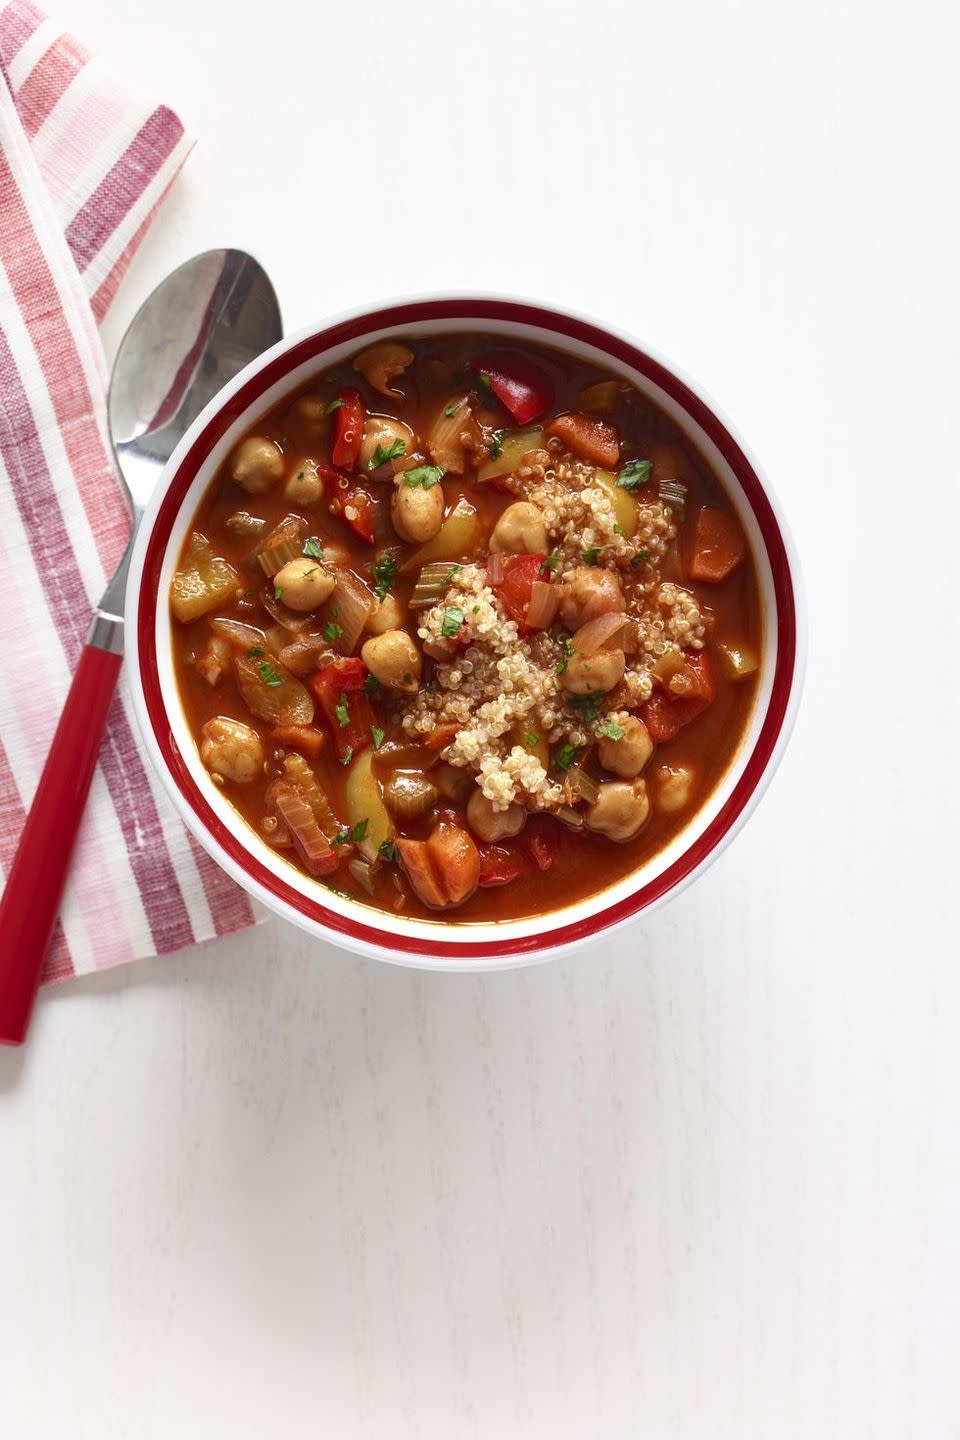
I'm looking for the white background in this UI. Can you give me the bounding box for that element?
[3,1,959,1436]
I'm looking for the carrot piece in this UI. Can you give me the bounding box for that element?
[545,412,620,468]
[396,837,447,909]
[689,506,746,582]
[640,691,682,743]
[270,724,326,760]
[427,822,480,905]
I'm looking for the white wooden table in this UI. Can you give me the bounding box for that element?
[3,1,958,1434]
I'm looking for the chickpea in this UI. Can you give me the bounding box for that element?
[598,714,654,778]
[288,393,328,438]
[466,789,527,842]
[366,592,403,635]
[585,779,650,842]
[200,717,264,784]
[359,415,416,472]
[559,566,624,630]
[654,763,696,815]
[559,647,625,695]
[230,436,284,495]
[273,557,336,612]
[391,474,445,542]
[283,458,324,506]
[489,501,548,555]
[361,629,422,692]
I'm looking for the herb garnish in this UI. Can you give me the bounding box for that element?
[570,692,602,723]
[441,605,464,637]
[617,459,652,491]
[371,552,398,599]
[363,674,380,696]
[487,430,504,460]
[274,584,284,599]
[581,546,601,566]
[369,438,406,470]
[372,726,385,749]
[553,743,579,772]
[378,840,397,862]
[596,717,626,741]
[523,733,539,748]
[324,620,344,641]
[325,397,344,414]
[540,552,559,577]
[477,371,493,393]
[258,661,282,687]
[631,548,651,567]
[556,637,574,675]
[246,646,265,660]
[613,524,625,536]
[335,694,350,727]
[404,464,444,489]
[341,746,353,766]
[303,536,324,559]
[443,403,458,418]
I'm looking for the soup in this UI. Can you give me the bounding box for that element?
[170,335,760,922]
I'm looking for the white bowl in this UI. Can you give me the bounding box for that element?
[126,294,805,971]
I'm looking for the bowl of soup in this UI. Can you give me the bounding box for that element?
[127,296,804,968]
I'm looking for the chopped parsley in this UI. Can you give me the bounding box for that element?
[324,619,344,641]
[369,437,407,470]
[443,403,458,418]
[351,818,368,843]
[335,694,350,727]
[540,552,559,577]
[613,524,625,536]
[596,717,626,741]
[553,743,579,772]
[631,548,651,568]
[372,725,385,749]
[363,673,380,697]
[617,459,652,491]
[581,546,601,566]
[246,646,264,660]
[371,552,398,599]
[303,536,324,559]
[404,464,444,489]
[523,732,539,748]
[441,604,464,637]
[325,396,344,414]
[570,692,602,723]
[477,371,493,393]
[555,637,574,675]
[274,584,284,599]
[487,429,504,460]
[378,839,397,862]
[257,661,282,688]
[340,746,353,766]
[331,827,350,847]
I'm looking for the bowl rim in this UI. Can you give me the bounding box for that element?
[126,291,806,970]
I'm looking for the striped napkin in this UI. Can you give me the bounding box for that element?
[0,0,257,985]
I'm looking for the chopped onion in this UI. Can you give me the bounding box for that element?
[282,753,343,840]
[426,394,475,473]
[620,618,640,655]
[573,611,630,656]
[260,585,318,633]
[566,765,599,805]
[525,579,559,630]
[269,780,338,876]
[209,617,266,650]
[348,857,378,895]
[659,479,687,518]
[322,568,374,654]
[278,634,336,675]
[226,511,267,537]
[235,652,315,725]
[486,550,505,584]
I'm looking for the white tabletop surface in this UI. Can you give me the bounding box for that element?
[3,1,959,1435]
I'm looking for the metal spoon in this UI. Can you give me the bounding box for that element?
[0,249,282,1045]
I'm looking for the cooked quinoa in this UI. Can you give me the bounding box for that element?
[401,446,709,811]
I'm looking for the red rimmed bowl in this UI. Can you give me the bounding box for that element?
[126,295,805,970]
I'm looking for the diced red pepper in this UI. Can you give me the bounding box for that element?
[342,486,375,543]
[478,844,524,887]
[472,351,554,425]
[640,652,715,741]
[309,657,375,759]
[331,388,364,469]
[490,553,547,629]
[526,817,561,871]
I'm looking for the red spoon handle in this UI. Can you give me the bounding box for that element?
[0,641,123,1045]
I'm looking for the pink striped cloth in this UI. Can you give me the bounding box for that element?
[0,0,257,985]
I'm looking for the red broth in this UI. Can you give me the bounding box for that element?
[171,334,761,922]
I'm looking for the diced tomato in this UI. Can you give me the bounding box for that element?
[309,657,375,759]
[478,844,524,887]
[689,506,746,582]
[471,351,554,424]
[491,553,547,629]
[330,388,364,469]
[526,817,561,871]
[342,487,375,543]
[545,412,620,468]
[640,652,715,741]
